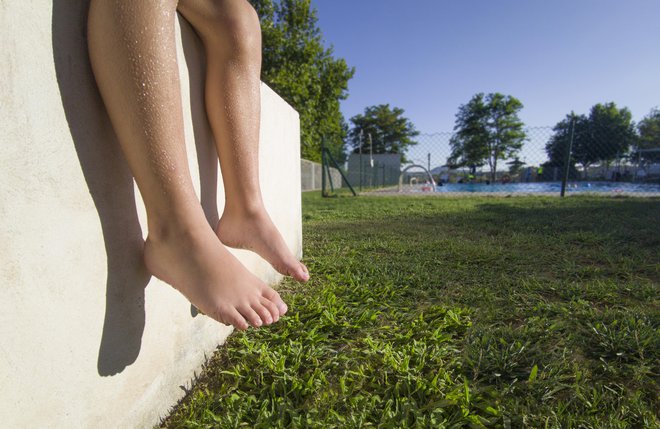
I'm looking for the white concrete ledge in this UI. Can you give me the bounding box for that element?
[0,2,301,428]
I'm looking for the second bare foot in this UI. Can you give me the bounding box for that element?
[216,209,310,282]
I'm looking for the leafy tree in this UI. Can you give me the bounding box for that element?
[447,94,488,172]
[546,103,636,177]
[636,107,660,163]
[448,93,527,181]
[543,113,588,180]
[348,104,419,161]
[585,103,636,166]
[249,0,354,162]
[545,113,588,165]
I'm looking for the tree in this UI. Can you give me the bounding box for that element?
[586,102,636,166]
[348,104,419,161]
[249,0,355,162]
[545,113,588,165]
[636,107,660,163]
[543,113,588,180]
[546,103,636,177]
[448,93,527,181]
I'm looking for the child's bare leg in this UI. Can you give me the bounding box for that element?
[88,0,285,330]
[177,0,309,282]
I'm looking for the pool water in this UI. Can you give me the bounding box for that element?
[432,181,660,194]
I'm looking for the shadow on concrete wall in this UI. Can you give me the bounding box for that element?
[52,2,223,372]
[52,0,149,377]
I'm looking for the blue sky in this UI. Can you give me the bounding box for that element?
[312,0,660,134]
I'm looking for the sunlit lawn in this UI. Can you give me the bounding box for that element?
[162,194,659,428]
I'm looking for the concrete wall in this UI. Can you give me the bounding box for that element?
[0,2,301,428]
[301,159,343,191]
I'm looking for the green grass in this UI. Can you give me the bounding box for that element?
[162,194,659,428]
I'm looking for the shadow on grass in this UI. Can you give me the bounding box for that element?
[305,197,659,281]
[301,197,659,341]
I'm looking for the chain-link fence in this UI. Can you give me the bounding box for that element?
[345,153,401,190]
[333,123,660,197]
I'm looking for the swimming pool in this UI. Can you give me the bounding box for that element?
[433,181,660,194]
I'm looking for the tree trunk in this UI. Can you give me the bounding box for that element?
[491,148,498,183]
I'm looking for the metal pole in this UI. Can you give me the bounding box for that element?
[560,117,576,197]
[321,137,327,197]
[326,161,335,192]
[427,153,431,173]
[369,133,373,167]
[368,133,374,187]
[359,130,363,191]
[325,147,357,196]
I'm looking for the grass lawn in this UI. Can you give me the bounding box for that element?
[162,194,659,428]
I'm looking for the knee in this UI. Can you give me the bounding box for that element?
[201,1,261,59]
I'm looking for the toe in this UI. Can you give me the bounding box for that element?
[259,296,280,323]
[297,262,310,282]
[239,305,263,328]
[263,287,288,315]
[277,301,288,316]
[225,307,249,331]
[289,261,309,282]
[278,257,309,282]
[253,301,274,325]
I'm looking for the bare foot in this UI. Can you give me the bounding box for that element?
[216,209,310,282]
[144,222,287,330]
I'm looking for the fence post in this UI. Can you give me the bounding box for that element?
[359,131,363,191]
[560,116,576,197]
[320,137,357,197]
[326,161,335,193]
[321,138,327,197]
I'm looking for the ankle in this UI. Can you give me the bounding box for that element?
[221,201,267,221]
[147,212,211,243]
